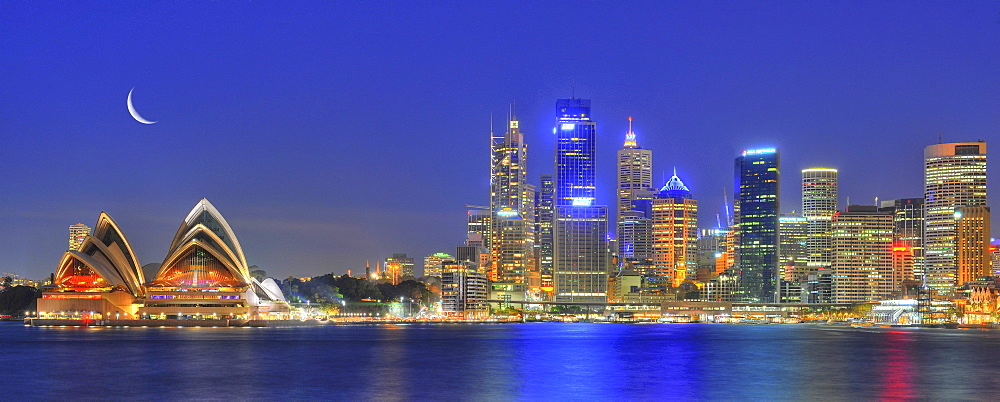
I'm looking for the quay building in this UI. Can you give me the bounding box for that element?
[38,199,290,320]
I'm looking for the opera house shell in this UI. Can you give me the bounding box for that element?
[39,199,289,320]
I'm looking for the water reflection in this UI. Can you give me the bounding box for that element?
[5,323,1000,400]
[879,330,915,400]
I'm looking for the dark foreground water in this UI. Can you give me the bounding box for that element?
[3,322,999,400]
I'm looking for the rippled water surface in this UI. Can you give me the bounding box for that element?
[4,322,999,400]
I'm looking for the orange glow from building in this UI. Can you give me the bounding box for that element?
[43,294,102,299]
[892,246,910,252]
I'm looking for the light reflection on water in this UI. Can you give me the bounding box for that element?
[3,322,1000,400]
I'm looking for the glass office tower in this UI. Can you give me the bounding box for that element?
[734,148,780,302]
[553,98,610,303]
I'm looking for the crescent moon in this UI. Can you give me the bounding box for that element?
[127,88,157,124]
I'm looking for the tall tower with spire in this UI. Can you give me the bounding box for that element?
[616,117,655,262]
[490,104,537,288]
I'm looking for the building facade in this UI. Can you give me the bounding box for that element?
[553,98,610,302]
[734,148,780,302]
[536,174,555,291]
[779,214,809,282]
[422,252,454,278]
[440,261,489,319]
[802,168,838,270]
[68,223,91,251]
[384,253,415,285]
[955,206,992,285]
[831,206,895,303]
[490,112,537,287]
[879,198,925,282]
[616,117,655,257]
[618,209,654,271]
[924,141,987,294]
[651,173,698,287]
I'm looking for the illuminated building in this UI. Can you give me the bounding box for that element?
[734,148,780,302]
[553,98,611,303]
[955,206,991,285]
[802,168,838,270]
[892,245,915,296]
[490,111,537,288]
[831,205,894,303]
[422,252,453,278]
[456,241,488,273]
[992,239,1000,276]
[651,172,698,287]
[440,260,488,319]
[702,270,739,302]
[140,199,288,319]
[778,214,808,303]
[68,223,91,251]
[607,268,642,303]
[924,141,987,293]
[384,253,414,285]
[41,199,290,320]
[536,174,555,291]
[779,215,809,281]
[696,227,728,280]
[879,198,925,281]
[40,213,146,317]
[618,209,654,273]
[803,268,833,303]
[616,116,655,257]
[467,209,491,249]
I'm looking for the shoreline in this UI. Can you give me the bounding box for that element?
[19,318,998,329]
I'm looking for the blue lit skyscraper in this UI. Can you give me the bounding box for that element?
[554,99,597,207]
[553,98,610,303]
[734,148,780,302]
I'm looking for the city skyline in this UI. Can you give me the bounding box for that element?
[3,2,1000,279]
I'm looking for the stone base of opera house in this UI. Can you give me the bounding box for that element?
[24,318,326,327]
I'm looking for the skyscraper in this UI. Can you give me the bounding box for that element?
[553,98,610,303]
[734,148,780,302]
[879,198,924,282]
[490,111,536,288]
[651,172,698,287]
[831,205,894,303]
[68,223,90,251]
[536,174,555,291]
[924,141,987,293]
[779,214,809,282]
[802,168,838,271]
[955,206,991,285]
[616,117,654,257]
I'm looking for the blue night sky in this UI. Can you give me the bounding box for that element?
[2,2,999,279]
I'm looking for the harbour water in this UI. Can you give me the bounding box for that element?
[3,321,999,400]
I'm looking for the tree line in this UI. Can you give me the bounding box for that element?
[0,277,40,317]
[279,273,432,305]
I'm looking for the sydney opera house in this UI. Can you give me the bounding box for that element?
[38,199,290,320]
